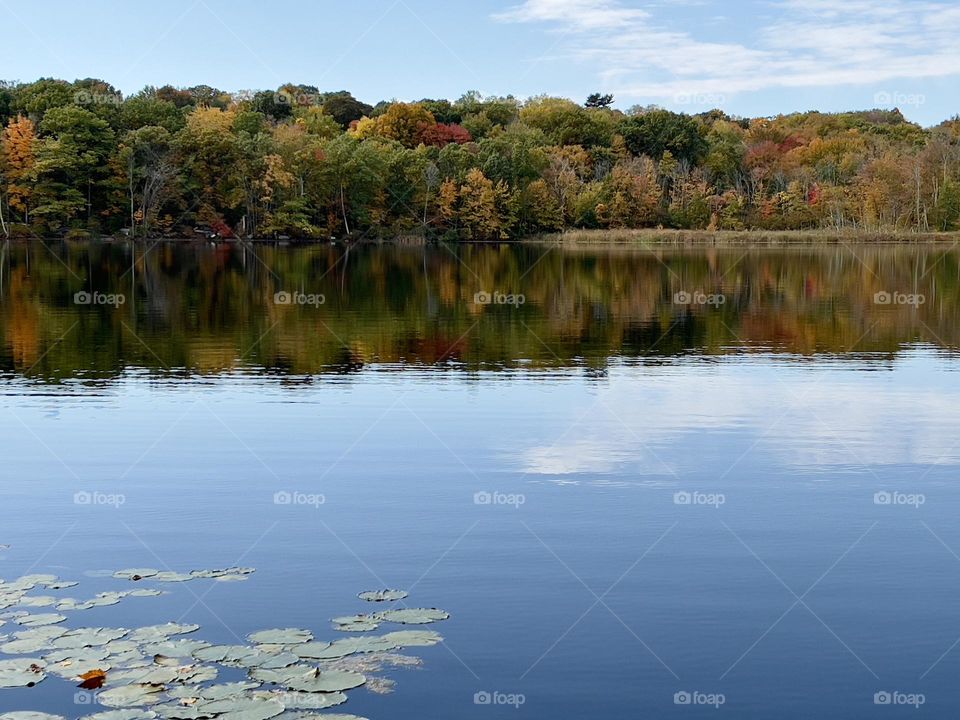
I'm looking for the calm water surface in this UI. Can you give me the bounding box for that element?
[2,240,960,718]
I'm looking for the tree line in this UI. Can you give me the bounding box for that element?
[0,78,958,240]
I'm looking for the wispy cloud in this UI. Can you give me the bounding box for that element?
[495,0,960,103]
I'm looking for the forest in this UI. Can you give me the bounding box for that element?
[0,79,958,240]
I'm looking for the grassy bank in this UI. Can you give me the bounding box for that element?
[536,229,960,245]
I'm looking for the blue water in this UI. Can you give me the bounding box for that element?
[2,350,960,718]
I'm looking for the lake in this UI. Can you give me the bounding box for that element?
[1,239,960,718]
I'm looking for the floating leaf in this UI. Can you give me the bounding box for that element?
[15,613,67,628]
[373,608,449,625]
[0,658,47,687]
[379,630,444,647]
[17,596,57,608]
[331,616,380,633]
[151,573,194,583]
[52,628,129,649]
[129,624,199,643]
[77,668,107,689]
[251,667,365,693]
[248,629,312,646]
[193,645,260,667]
[250,690,347,710]
[167,681,261,701]
[79,711,158,720]
[198,698,284,720]
[141,639,210,657]
[0,714,64,720]
[113,570,159,581]
[357,590,407,603]
[97,683,165,708]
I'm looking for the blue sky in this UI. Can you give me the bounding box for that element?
[1,0,957,125]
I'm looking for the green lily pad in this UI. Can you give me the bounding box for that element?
[193,645,261,666]
[113,570,160,581]
[167,681,261,700]
[251,666,365,693]
[151,573,194,583]
[129,624,200,643]
[0,714,65,720]
[357,590,407,602]
[17,596,57,608]
[332,615,380,632]
[251,691,347,709]
[248,629,312,646]
[0,657,46,687]
[198,698,284,720]
[151,707,215,720]
[97,683,166,708]
[379,630,444,647]
[141,639,210,657]
[52,628,129,648]
[79,711,158,720]
[286,643,329,659]
[15,613,67,628]
[373,608,449,625]
[44,581,79,590]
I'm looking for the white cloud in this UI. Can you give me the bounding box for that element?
[495,0,960,103]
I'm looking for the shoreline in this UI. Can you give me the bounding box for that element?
[4,228,960,246]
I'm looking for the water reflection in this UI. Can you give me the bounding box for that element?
[0,240,957,382]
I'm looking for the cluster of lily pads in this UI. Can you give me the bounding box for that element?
[0,570,449,720]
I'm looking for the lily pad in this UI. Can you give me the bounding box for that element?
[97,684,166,708]
[0,657,47,687]
[357,590,408,603]
[151,573,194,583]
[80,711,158,720]
[198,698,284,720]
[129,624,200,643]
[167,681,261,700]
[248,629,312,646]
[193,645,261,666]
[251,691,347,710]
[15,613,67,628]
[379,630,444,647]
[52,628,129,649]
[141,639,210,657]
[251,667,365,693]
[17,596,57,608]
[0,714,65,720]
[373,608,449,625]
[330,616,379,633]
[113,570,160,581]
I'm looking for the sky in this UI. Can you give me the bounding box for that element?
[0,0,957,126]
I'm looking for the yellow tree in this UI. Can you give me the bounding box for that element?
[2,116,37,222]
[459,168,507,239]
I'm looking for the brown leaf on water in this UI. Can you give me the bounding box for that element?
[76,668,106,690]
